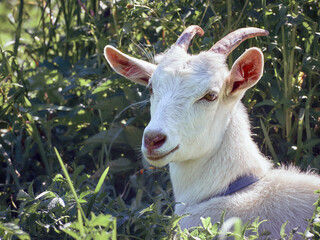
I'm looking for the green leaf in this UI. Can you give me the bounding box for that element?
[280,221,288,237]
[71,165,85,182]
[48,197,65,210]
[31,104,72,112]
[200,217,212,229]
[139,203,155,216]
[35,191,56,200]
[93,167,109,195]
[86,167,109,218]
[304,139,320,150]
[260,119,279,163]
[60,225,79,239]
[27,181,35,198]
[17,189,32,200]
[0,222,30,240]
[79,190,91,200]
[87,213,114,227]
[92,80,113,94]
[108,158,132,173]
[254,99,276,108]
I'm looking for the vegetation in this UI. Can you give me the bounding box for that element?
[0,0,319,239]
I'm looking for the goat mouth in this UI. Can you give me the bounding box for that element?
[146,145,179,161]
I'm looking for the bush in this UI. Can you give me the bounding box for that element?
[0,0,319,239]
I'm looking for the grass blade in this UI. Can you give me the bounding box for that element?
[26,113,52,175]
[78,208,85,237]
[86,167,109,217]
[295,108,305,164]
[54,147,86,221]
[305,83,318,142]
[260,119,279,163]
[13,0,24,56]
[0,144,21,189]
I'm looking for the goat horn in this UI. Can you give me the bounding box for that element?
[209,27,269,56]
[175,25,204,51]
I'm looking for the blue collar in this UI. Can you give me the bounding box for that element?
[215,175,259,197]
[200,175,259,203]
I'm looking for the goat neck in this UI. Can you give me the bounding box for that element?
[170,102,272,205]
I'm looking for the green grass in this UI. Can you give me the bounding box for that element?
[0,0,319,239]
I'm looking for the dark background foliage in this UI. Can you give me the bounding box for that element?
[0,0,319,239]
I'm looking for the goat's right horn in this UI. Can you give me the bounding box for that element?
[175,25,204,51]
[209,27,269,56]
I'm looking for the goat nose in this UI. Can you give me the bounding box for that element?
[144,132,167,151]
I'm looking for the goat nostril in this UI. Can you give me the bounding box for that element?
[144,132,167,150]
[153,135,166,148]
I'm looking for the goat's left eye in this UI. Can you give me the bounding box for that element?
[202,91,218,101]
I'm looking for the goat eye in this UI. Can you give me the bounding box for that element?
[202,91,218,101]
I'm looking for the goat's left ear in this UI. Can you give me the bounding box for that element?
[104,45,156,86]
[226,47,264,96]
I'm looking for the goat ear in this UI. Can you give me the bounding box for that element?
[226,47,264,96]
[104,45,156,86]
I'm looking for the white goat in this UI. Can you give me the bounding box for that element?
[104,26,320,239]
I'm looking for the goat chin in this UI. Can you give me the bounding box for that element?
[104,26,320,239]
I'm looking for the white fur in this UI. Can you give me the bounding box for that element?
[104,42,320,239]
